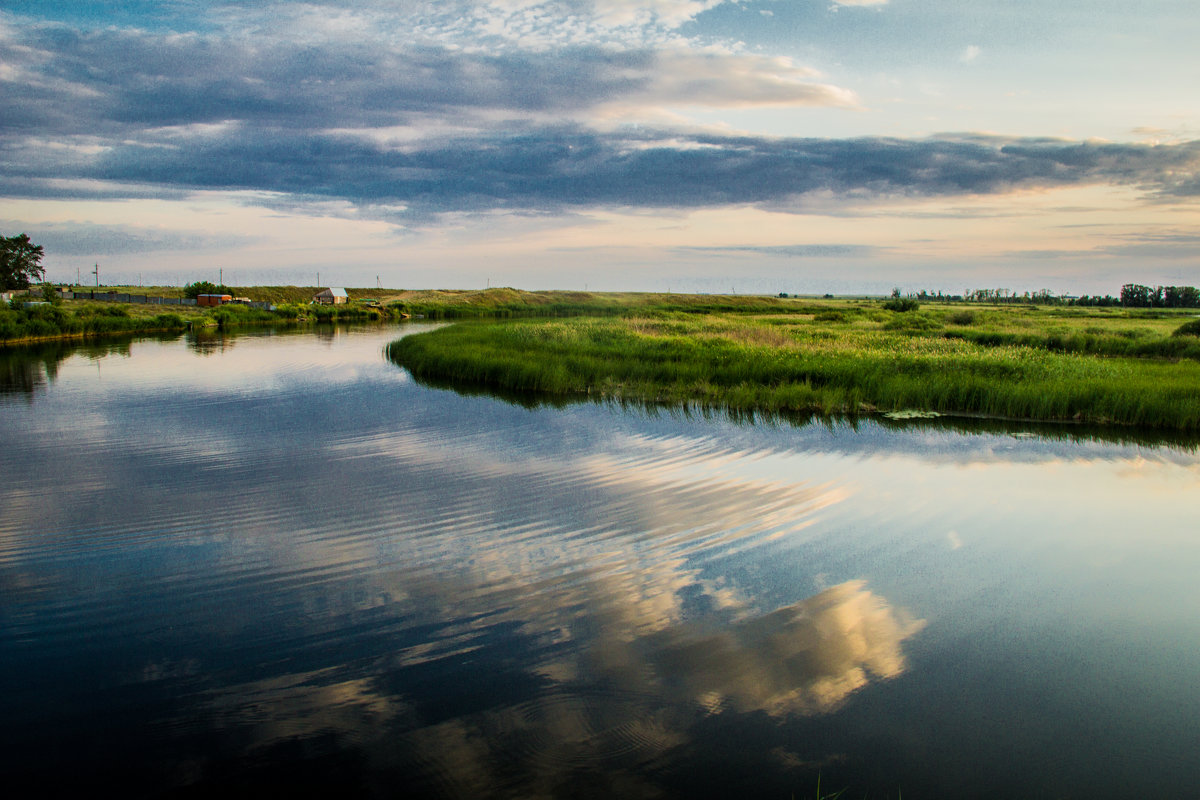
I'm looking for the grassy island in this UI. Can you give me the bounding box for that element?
[388,294,1200,431]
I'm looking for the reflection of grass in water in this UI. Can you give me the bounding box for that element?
[813,773,846,800]
[388,311,1200,431]
[793,773,848,800]
[798,774,903,800]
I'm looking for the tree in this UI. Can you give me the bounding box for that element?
[1163,285,1200,308]
[1120,283,1152,308]
[0,233,45,290]
[183,280,229,299]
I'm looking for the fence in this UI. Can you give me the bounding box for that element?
[64,291,197,306]
[62,291,276,311]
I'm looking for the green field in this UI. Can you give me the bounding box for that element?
[387,296,1200,431]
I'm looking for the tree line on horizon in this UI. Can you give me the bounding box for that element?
[905,284,1200,308]
[6,232,1200,309]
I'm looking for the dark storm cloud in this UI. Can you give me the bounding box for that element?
[31,130,1195,216]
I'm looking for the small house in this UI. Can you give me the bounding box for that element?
[313,287,349,305]
[197,294,233,307]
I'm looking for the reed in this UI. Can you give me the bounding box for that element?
[388,310,1200,430]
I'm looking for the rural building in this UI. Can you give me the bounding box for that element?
[197,294,233,307]
[313,287,349,305]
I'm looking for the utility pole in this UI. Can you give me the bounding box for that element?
[93,263,99,287]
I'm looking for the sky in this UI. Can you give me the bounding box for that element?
[2,0,1199,294]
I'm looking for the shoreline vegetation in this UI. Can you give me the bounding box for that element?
[5,285,1200,430]
[384,289,1200,432]
[0,284,409,345]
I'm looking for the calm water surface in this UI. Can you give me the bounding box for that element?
[2,325,1199,798]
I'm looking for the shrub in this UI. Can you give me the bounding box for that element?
[883,312,943,331]
[184,280,229,299]
[1172,319,1200,337]
[40,283,63,305]
[210,308,233,329]
[946,310,977,325]
[150,313,186,329]
[882,297,920,312]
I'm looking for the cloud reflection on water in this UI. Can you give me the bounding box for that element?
[185,575,922,797]
[644,580,926,717]
[144,396,921,793]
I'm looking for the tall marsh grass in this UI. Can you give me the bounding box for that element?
[388,312,1200,430]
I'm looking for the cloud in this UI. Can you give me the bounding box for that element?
[960,45,981,63]
[4,6,1200,227]
[1100,231,1200,259]
[619,50,858,110]
[25,1,736,53]
[677,244,883,258]
[0,221,252,256]
[644,579,926,716]
[573,0,727,29]
[11,130,1190,218]
[0,21,852,141]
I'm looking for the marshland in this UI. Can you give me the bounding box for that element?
[9,285,1200,431]
[387,292,1200,431]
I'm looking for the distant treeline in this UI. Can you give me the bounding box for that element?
[908,284,1200,308]
[1115,284,1200,308]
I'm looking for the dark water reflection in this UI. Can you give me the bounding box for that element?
[2,325,1199,798]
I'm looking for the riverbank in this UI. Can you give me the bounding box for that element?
[387,302,1200,430]
[1,285,839,346]
[1,290,403,346]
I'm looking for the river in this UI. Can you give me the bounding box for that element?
[2,324,1199,798]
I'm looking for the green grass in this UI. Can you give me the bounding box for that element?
[384,287,819,319]
[0,301,190,343]
[1,291,405,345]
[58,284,389,305]
[388,303,1200,431]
